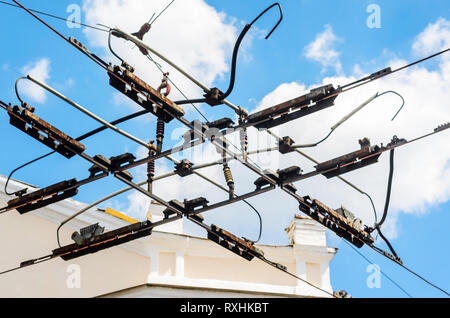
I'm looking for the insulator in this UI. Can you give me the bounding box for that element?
[240,128,248,160]
[223,165,234,186]
[157,118,165,138]
[156,119,165,153]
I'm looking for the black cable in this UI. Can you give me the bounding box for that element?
[377,227,399,259]
[174,98,207,106]
[0,0,108,32]
[4,152,53,196]
[108,30,124,65]
[294,129,334,149]
[343,240,413,298]
[340,47,450,92]
[171,3,283,104]
[221,24,251,100]
[14,76,27,105]
[12,0,448,296]
[267,259,336,298]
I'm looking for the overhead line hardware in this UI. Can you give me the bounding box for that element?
[247,84,340,130]
[54,220,154,261]
[107,63,185,122]
[0,171,108,215]
[7,0,450,296]
[3,108,152,196]
[186,216,335,297]
[315,138,381,179]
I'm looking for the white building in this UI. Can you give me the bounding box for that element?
[0,175,337,298]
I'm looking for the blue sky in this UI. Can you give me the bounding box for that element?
[0,0,449,298]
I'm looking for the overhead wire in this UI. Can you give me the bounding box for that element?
[342,240,413,298]
[374,149,400,260]
[187,216,336,298]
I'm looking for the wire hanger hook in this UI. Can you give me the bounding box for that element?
[249,2,283,40]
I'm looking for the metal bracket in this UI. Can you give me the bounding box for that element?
[203,87,225,106]
[107,64,184,123]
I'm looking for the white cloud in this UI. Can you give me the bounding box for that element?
[20,58,51,103]
[304,24,343,74]
[81,0,239,116]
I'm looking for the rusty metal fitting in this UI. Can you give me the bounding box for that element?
[240,128,248,161]
[223,164,235,199]
[157,72,171,97]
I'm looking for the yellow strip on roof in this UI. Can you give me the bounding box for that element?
[105,208,139,224]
